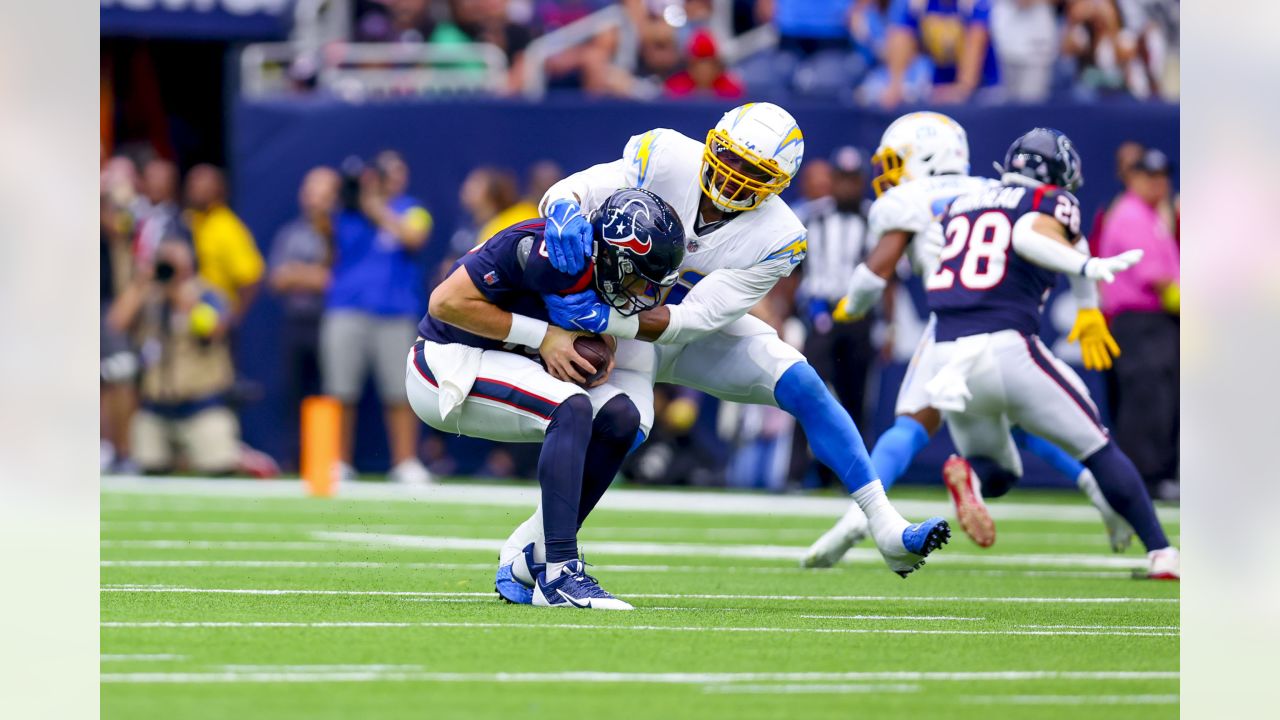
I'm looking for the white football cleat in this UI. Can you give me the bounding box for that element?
[1076,468,1134,553]
[943,455,996,548]
[800,504,870,568]
[1143,547,1180,580]
[388,458,433,486]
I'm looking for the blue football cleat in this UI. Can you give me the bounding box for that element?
[532,560,633,610]
[495,543,543,605]
[895,517,951,578]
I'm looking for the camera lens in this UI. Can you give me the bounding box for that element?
[154,261,176,282]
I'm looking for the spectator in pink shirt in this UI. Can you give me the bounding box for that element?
[1097,148,1179,500]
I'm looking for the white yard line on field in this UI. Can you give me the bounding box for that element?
[799,615,984,621]
[100,654,186,662]
[102,540,335,550]
[311,531,1153,570]
[99,669,1179,685]
[703,683,919,694]
[959,694,1178,705]
[101,476,1179,523]
[99,585,1179,604]
[99,619,1177,637]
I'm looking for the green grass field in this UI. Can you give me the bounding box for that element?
[101,477,1179,719]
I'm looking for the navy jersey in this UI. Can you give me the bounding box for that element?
[926,183,1082,342]
[417,219,594,351]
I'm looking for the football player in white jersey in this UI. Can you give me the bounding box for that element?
[801,112,1134,567]
[493,102,951,605]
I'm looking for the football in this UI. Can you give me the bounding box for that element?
[573,335,613,387]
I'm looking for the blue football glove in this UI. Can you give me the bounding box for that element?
[806,298,834,335]
[544,291,610,334]
[544,199,593,274]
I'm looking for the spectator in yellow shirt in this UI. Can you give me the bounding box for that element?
[185,164,265,324]
[464,166,539,246]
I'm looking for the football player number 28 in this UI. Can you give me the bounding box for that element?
[926,211,1011,291]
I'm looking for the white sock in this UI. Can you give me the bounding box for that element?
[545,561,568,582]
[851,480,894,520]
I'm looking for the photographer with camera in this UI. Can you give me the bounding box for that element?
[106,239,241,475]
[322,150,434,484]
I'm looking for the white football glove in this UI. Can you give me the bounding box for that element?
[912,220,946,277]
[1083,249,1144,284]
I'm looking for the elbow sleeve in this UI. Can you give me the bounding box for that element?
[1011,213,1088,276]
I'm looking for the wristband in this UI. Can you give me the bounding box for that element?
[604,309,640,340]
[504,313,549,349]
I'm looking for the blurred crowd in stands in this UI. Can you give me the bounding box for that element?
[280,0,1179,104]
[100,134,1179,497]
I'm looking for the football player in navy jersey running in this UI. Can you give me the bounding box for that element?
[918,128,1179,579]
[407,188,686,608]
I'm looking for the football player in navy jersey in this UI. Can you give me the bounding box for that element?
[407,188,686,608]
[918,128,1179,579]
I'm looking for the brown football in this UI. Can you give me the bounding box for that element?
[573,335,614,387]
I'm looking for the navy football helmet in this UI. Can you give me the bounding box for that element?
[997,127,1084,192]
[590,188,686,316]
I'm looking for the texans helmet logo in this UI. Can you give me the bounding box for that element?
[601,198,654,255]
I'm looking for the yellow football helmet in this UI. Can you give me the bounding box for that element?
[700,102,805,212]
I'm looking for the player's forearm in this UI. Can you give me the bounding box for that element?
[429,268,547,347]
[1011,213,1087,276]
[635,306,671,342]
[432,295,549,349]
[647,269,774,344]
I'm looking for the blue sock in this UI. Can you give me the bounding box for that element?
[576,396,641,527]
[774,363,876,494]
[538,395,593,564]
[1084,442,1169,551]
[869,416,931,491]
[967,456,1020,498]
[1012,427,1085,481]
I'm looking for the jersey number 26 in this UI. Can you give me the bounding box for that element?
[926,211,1011,292]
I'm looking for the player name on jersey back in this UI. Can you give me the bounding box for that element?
[926,182,1064,343]
[946,185,1029,215]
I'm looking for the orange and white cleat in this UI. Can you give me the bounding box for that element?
[943,455,996,548]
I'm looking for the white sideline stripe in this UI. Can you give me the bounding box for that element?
[101,654,186,662]
[800,615,983,622]
[102,540,333,550]
[101,476,1179,523]
[1015,624,1179,631]
[959,694,1178,705]
[703,683,919,695]
[99,620,1176,637]
[99,669,1179,685]
[99,585,1179,604]
[314,531,1152,570]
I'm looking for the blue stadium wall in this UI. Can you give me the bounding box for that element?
[230,98,1178,484]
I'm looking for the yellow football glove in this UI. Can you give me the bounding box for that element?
[1159,282,1180,315]
[832,297,865,323]
[1067,308,1120,371]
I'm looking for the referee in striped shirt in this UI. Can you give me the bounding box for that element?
[794,147,876,484]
